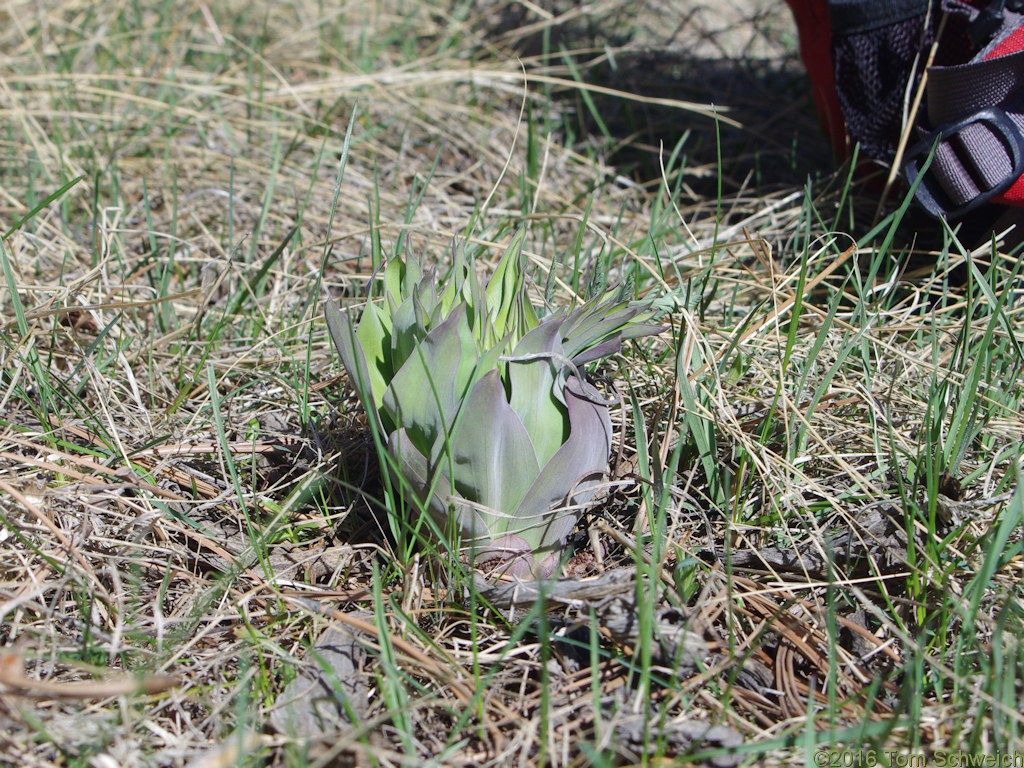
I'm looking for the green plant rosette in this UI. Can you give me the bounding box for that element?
[326,232,663,577]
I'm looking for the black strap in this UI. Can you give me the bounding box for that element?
[902,37,1024,216]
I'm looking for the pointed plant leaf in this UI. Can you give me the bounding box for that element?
[325,301,388,431]
[565,320,666,366]
[390,297,421,374]
[382,257,405,313]
[506,320,569,466]
[412,270,440,328]
[464,249,494,345]
[402,254,422,297]
[561,301,636,358]
[387,428,486,544]
[477,330,513,388]
[425,289,446,329]
[436,369,541,538]
[618,319,667,340]
[561,298,664,363]
[449,304,488,396]
[566,319,665,366]
[486,229,538,343]
[485,229,526,336]
[383,305,477,457]
[511,375,612,555]
[439,239,468,315]
[355,300,394,389]
[568,335,624,366]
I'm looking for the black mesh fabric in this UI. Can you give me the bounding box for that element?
[828,0,978,163]
[831,11,937,162]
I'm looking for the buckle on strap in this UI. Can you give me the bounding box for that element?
[902,107,1024,218]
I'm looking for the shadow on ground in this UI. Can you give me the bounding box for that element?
[468,0,835,196]
[567,49,833,196]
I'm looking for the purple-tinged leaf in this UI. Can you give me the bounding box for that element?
[474,534,540,579]
[569,335,623,366]
[560,297,665,364]
[438,369,540,533]
[387,428,487,544]
[511,375,612,555]
[506,320,569,465]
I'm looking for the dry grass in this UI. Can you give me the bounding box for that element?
[2,0,1023,766]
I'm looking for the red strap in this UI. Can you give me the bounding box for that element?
[985,25,1024,205]
[985,20,1024,59]
[783,0,849,158]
